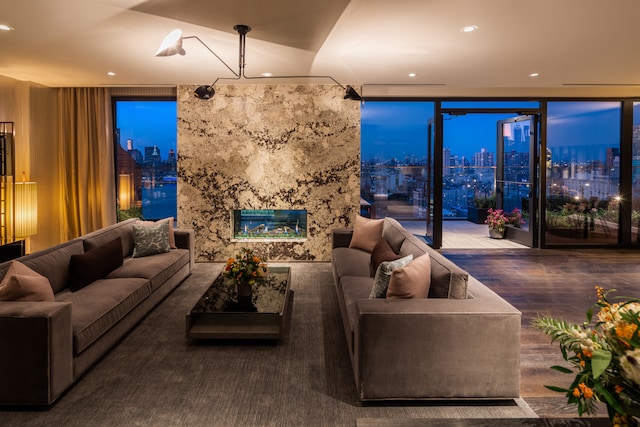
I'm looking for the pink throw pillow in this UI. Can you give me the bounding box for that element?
[0,261,54,302]
[349,215,383,253]
[386,253,431,299]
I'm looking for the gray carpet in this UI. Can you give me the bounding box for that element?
[0,262,536,427]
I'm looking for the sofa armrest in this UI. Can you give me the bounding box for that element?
[174,228,195,272]
[352,278,521,400]
[0,301,74,405]
[332,228,353,249]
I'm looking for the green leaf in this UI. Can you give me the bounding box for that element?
[591,349,612,379]
[550,365,574,374]
[586,307,593,323]
[544,385,569,393]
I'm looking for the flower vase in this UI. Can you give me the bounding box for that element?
[488,228,505,239]
[236,281,255,311]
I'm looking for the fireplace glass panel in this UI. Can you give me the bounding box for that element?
[232,209,307,241]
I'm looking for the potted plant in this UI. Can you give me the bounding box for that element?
[467,193,496,224]
[485,208,508,238]
[533,287,640,425]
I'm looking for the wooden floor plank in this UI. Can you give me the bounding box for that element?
[440,248,638,418]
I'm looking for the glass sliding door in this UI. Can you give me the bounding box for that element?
[544,102,621,245]
[497,116,538,247]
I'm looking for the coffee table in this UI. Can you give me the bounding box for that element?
[186,266,292,340]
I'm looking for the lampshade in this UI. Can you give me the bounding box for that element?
[156,29,186,57]
[15,181,37,237]
[344,85,363,101]
[119,174,132,210]
[194,85,215,99]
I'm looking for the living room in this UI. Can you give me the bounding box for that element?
[1,1,640,426]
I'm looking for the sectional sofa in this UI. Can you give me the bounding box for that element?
[331,216,521,401]
[0,218,193,406]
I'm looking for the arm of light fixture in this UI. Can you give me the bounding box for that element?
[156,26,362,102]
[155,29,239,78]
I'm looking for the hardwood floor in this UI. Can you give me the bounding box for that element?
[439,247,640,418]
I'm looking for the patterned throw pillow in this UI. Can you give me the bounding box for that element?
[369,254,413,298]
[132,221,170,258]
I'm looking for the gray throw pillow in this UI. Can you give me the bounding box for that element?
[132,221,170,258]
[369,254,413,298]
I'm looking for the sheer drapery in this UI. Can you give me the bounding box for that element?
[57,87,115,240]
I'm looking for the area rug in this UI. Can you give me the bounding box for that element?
[0,262,536,427]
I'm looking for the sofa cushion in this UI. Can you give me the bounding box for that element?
[332,247,372,285]
[341,276,375,332]
[138,217,176,249]
[349,215,383,253]
[370,254,413,298]
[387,253,431,299]
[370,238,400,274]
[83,219,135,258]
[399,234,469,299]
[55,277,151,354]
[69,237,123,292]
[107,249,189,291]
[0,261,54,302]
[382,217,408,254]
[132,221,170,258]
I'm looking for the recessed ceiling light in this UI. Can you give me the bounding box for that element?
[408,73,417,77]
[529,73,540,77]
[107,71,116,76]
[0,24,14,31]
[461,25,478,33]
[261,72,273,77]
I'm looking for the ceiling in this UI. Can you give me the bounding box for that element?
[2,0,640,94]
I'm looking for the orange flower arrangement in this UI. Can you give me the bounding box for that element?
[534,287,639,420]
[223,248,268,287]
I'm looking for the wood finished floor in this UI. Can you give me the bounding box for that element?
[439,247,639,418]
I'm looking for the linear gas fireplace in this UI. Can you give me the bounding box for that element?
[231,209,307,242]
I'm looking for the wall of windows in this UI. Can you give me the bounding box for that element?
[362,99,637,248]
[113,99,177,221]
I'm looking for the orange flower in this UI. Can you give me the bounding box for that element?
[573,388,581,397]
[616,323,638,349]
[615,385,625,394]
[577,383,594,399]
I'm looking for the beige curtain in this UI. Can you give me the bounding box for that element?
[57,87,115,240]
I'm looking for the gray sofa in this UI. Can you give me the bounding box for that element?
[331,217,521,401]
[0,218,194,406]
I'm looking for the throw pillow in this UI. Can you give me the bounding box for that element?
[69,237,124,291]
[138,217,176,249]
[370,238,400,274]
[369,254,413,298]
[132,221,170,258]
[386,253,432,299]
[349,215,384,253]
[0,261,54,302]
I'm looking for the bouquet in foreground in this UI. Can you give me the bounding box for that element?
[223,248,268,286]
[533,287,640,422]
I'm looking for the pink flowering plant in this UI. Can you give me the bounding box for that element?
[485,208,508,231]
[533,287,640,420]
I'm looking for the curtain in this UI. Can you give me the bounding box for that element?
[57,87,115,240]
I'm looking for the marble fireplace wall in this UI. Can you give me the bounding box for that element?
[177,84,360,261]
